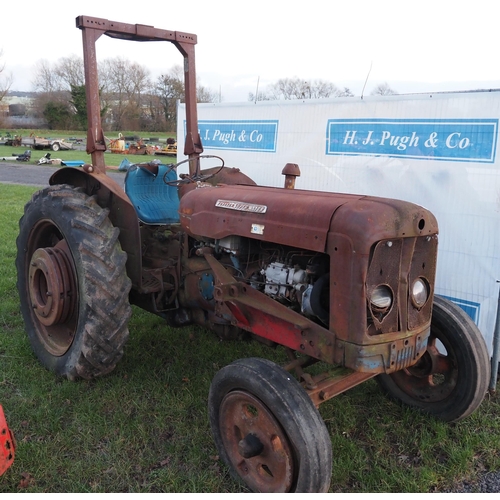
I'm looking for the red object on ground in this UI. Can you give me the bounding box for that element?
[0,405,15,475]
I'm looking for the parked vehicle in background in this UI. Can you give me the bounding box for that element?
[3,133,73,152]
[20,135,73,152]
[154,137,177,156]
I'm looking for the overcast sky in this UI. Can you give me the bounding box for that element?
[1,0,499,101]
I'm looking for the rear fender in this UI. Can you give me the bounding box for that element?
[49,166,142,288]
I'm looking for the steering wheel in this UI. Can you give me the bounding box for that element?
[162,155,225,186]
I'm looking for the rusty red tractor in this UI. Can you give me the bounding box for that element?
[15,16,490,493]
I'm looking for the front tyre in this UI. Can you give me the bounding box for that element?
[16,184,132,380]
[209,357,332,492]
[377,295,490,422]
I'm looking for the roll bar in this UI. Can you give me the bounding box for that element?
[76,15,203,174]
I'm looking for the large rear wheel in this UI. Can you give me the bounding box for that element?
[209,357,332,492]
[377,295,490,422]
[16,184,132,380]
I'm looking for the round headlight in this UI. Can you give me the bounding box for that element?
[412,278,429,308]
[370,285,393,310]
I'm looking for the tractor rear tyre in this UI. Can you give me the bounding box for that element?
[16,184,132,380]
[208,357,332,493]
[377,295,490,422]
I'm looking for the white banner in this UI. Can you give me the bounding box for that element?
[178,91,500,353]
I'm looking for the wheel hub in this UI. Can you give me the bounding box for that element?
[219,390,295,493]
[393,334,457,402]
[238,433,264,458]
[29,245,77,328]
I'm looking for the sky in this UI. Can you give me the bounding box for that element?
[1,0,500,102]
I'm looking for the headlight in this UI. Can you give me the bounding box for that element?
[370,285,393,310]
[411,278,429,308]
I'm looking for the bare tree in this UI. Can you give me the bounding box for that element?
[154,65,218,131]
[33,55,84,93]
[308,79,340,99]
[99,57,131,130]
[0,49,13,102]
[154,66,185,131]
[250,77,342,101]
[99,57,151,130]
[248,90,274,102]
[142,92,165,132]
[267,78,299,99]
[124,60,151,130]
[31,58,76,127]
[197,84,219,104]
[30,55,217,131]
[54,55,85,89]
[337,87,354,97]
[32,59,65,93]
[371,82,397,96]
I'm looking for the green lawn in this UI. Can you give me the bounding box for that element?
[0,183,499,493]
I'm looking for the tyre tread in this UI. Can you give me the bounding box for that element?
[209,357,332,492]
[16,184,132,380]
[377,295,490,422]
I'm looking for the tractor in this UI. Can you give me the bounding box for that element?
[15,16,490,493]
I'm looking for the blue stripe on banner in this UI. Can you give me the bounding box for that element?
[190,120,279,152]
[438,294,481,324]
[326,118,498,163]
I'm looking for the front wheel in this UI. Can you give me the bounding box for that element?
[377,295,490,422]
[208,357,332,492]
[51,142,60,151]
[16,184,132,380]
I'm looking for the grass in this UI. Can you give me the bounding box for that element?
[0,183,499,493]
[0,129,176,168]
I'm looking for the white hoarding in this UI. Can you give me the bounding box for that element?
[177,91,500,353]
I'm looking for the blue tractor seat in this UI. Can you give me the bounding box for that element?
[124,162,180,224]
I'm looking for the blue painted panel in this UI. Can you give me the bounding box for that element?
[189,120,278,152]
[326,118,498,163]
